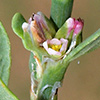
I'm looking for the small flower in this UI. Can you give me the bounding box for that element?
[43,38,68,57]
[66,18,84,38]
[66,18,84,54]
[55,17,84,40]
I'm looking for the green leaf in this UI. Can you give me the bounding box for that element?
[23,31,35,51]
[0,22,11,86]
[12,13,26,39]
[65,29,100,62]
[50,0,74,28]
[12,13,35,52]
[0,79,19,100]
[55,20,68,39]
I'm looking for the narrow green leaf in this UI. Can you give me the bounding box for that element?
[12,13,26,39]
[0,22,11,86]
[65,29,100,62]
[51,0,74,28]
[55,20,68,39]
[0,79,19,100]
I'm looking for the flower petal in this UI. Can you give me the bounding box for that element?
[43,40,49,51]
[60,38,68,52]
[47,48,61,56]
[74,23,83,35]
[67,18,74,28]
[67,18,75,35]
[49,38,61,45]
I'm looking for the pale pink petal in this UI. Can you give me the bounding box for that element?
[66,18,75,36]
[67,18,74,28]
[47,48,61,56]
[74,24,82,35]
[73,18,84,36]
[49,38,61,45]
[60,38,68,43]
[60,38,68,52]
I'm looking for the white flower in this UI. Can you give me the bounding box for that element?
[43,38,68,56]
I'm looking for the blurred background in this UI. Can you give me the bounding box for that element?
[0,0,100,100]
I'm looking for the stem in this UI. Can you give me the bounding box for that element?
[30,0,74,99]
[64,29,100,62]
[37,60,69,100]
[53,94,57,100]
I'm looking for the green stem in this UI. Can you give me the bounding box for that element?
[35,0,74,100]
[64,29,100,62]
[37,60,69,100]
[53,94,57,100]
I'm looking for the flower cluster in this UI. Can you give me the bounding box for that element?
[22,12,84,58]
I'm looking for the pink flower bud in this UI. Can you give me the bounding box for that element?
[67,18,84,37]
